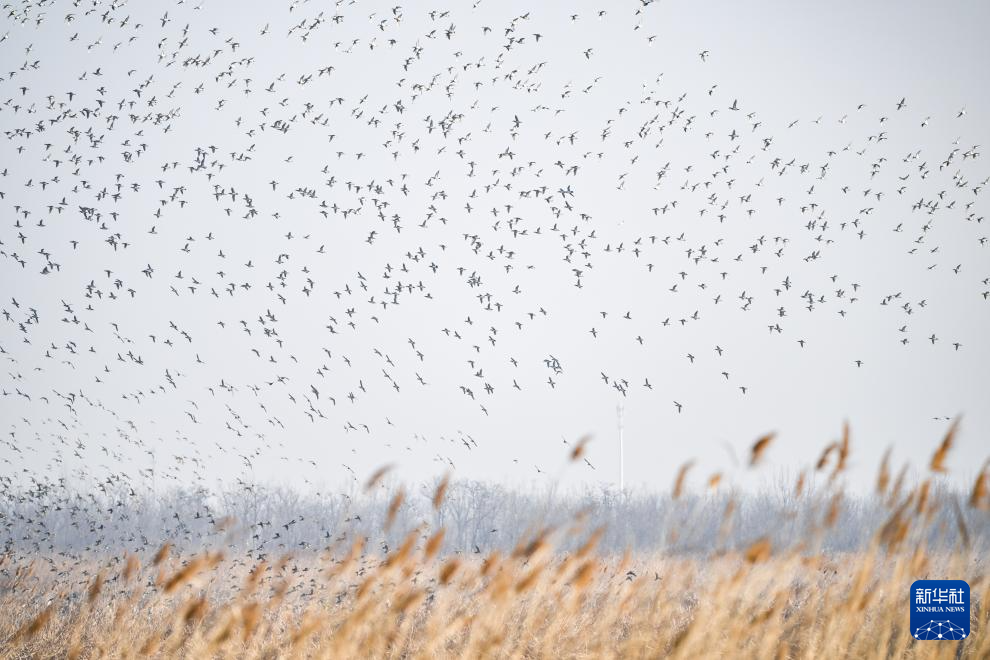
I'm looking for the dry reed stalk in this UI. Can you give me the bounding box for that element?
[672,460,694,499]
[750,433,775,467]
[876,446,892,496]
[816,442,838,471]
[970,459,989,510]
[385,487,405,531]
[744,537,773,563]
[836,422,851,473]
[432,473,450,510]
[930,417,959,473]
[152,542,172,566]
[824,492,842,528]
[365,464,395,491]
[423,528,445,561]
[570,435,592,462]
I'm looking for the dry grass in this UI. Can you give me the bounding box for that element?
[1,541,985,659]
[1,425,988,659]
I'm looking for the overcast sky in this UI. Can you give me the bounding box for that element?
[1,0,988,496]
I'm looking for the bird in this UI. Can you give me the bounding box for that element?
[0,0,984,583]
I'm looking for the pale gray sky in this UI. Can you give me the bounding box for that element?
[1,0,988,496]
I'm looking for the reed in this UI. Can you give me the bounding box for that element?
[0,423,986,659]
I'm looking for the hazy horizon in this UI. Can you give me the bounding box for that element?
[2,0,989,497]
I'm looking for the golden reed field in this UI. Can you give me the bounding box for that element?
[2,424,988,659]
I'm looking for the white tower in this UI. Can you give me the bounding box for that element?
[617,401,625,494]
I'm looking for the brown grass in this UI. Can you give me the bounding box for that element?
[0,422,987,659]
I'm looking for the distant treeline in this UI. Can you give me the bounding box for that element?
[1,477,986,558]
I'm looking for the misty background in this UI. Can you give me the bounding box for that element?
[1,0,988,503]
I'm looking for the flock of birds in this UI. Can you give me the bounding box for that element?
[0,0,987,543]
